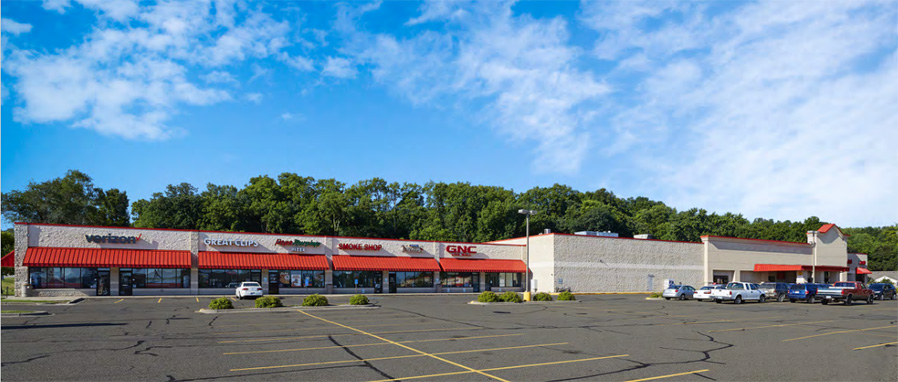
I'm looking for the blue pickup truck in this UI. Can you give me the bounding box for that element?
[787,283,819,303]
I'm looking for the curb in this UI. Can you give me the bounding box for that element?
[644,297,664,300]
[1,311,50,317]
[197,304,380,314]
[468,300,581,305]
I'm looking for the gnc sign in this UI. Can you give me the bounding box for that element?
[446,245,477,256]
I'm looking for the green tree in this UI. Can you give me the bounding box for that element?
[1,170,127,226]
[96,188,130,226]
[2,229,14,255]
[198,184,245,231]
[131,183,202,229]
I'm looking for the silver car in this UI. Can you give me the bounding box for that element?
[662,285,696,300]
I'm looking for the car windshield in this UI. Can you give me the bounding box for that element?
[726,283,744,290]
[242,282,261,287]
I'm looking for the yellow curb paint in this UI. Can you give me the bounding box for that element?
[230,342,568,371]
[224,334,524,355]
[113,299,124,304]
[623,369,710,382]
[783,325,897,342]
[853,341,898,351]
[367,354,629,382]
[299,310,510,382]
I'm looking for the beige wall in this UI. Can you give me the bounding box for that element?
[28,225,192,250]
[702,236,813,284]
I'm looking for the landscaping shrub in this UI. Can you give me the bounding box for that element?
[533,292,553,301]
[302,294,329,307]
[649,291,663,298]
[349,294,369,305]
[558,291,576,301]
[499,291,523,303]
[477,291,500,303]
[254,296,283,308]
[209,297,233,310]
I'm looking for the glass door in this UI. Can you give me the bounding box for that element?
[472,273,480,293]
[268,272,279,295]
[119,270,132,296]
[96,270,110,296]
[388,273,397,293]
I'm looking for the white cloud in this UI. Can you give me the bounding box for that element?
[41,0,70,13]
[280,112,304,122]
[245,92,262,104]
[321,56,357,79]
[580,0,898,226]
[281,112,294,120]
[1,18,33,35]
[4,1,295,140]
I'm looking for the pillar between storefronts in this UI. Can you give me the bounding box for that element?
[434,272,441,293]
[190,268,199,295]
[382,270,389,293]
[262,269,269,294]
[325,269,334,294]
[14,224,29,297]
[189,231,199,295]
[479,272,486,293]
[110,268,120,296]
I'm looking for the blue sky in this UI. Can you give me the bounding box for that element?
[2,0,897,229]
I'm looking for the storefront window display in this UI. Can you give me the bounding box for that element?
[396,272,434,287]
[486,272,522,288]
[30,267,99,289]
[277,270,325,288]
[440,272,476,287]
[199,269,262,288]
[333,271,380,288]
[125,268,191,288]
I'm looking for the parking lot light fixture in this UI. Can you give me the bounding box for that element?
[518,209,538,301]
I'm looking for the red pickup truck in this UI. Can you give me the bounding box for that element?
[816,281,874,305]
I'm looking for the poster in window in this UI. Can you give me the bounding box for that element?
[291,274,302,287]
[280,271,290,285]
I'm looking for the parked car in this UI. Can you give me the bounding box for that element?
[868,283,897,300]
[758,282,791,302]
[235,281,263,299]
[662,285,696,300]
[788,283,819,303]
[694,285,725,301]
[711,282,766,304]
[816,281,873,305]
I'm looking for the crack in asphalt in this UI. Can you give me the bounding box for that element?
[1,354,50,367]
[326,334,395,380]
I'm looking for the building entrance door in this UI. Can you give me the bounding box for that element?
[119,270,132,296]
[268,272,279,295]
[472,273,480,293]
[388,273,397,293]
[374,275,383,293]
[96,270,110,296]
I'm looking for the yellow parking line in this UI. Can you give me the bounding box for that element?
[783,325,897,342]
[216,321,445,335]
[709,320,833,333]
[113,299,124,304]
[299,310,510,382]
[218,327,479,344]
[157,298,162,303]
[854,341,898,351]
[230,342,568,371]
[224,334,524,355]
[367,354,629,382]
[623,369,710,382]
[196,297,199,302]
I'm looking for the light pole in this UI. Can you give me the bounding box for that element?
[518,209,537,301]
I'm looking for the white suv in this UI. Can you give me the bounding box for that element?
[711,282,766,304]
[235,282,263,299]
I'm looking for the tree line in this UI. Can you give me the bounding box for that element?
[2,170,896,271]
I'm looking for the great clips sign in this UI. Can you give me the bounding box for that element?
[446,245,477,257]
[86,233,142,244]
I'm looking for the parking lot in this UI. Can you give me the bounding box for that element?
[2,294,897,381]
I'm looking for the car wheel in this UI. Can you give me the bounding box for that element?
[777,294,785,302]
[806,296,814,304]
[866,295,873,304]
[790,299,796,303]
[891,293,896,300]
[821,299,829,305]
[735,295,743,304]
[880,294,886,301]
[759,295,766,303]
[715,300,722,304]
[679,294,686,301]
[845,295,852,306]
[665,297,670,300]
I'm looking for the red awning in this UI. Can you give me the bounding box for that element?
[331,255,440,272]
[440,258,527,273]
[24,247,190,268]
[856,267,873,275]
[754,264,850,272]
[1,251,14,267]
[199,252,328,270]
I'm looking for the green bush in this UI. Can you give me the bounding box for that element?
[558,291,576,301]
[302,294,329,307]
[209,297,233,310]
[649,292,663,298]
[254,296,283,308]
[533,292,553,301]
[477,291,500,302]
[349,294,369,305]
[499,291,523,303]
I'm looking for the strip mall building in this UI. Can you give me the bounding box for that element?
[5,222,869,297]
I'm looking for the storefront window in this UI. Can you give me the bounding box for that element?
[486,273,522,288]
[333,271,379,288]
[277,270,325,288]
[122,268,189,288]
[29,267,100,289]
[396,272,434,287]
[198,269,261,288]
[440,272,475,287]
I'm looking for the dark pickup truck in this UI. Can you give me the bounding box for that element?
[816,281,874,305]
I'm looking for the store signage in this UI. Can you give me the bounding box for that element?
[275,239,321,253]
[203,238,260,247]
[86,233,142,244]
[447,245,477,256]
[402,244,425,253]
[338,243,383,251]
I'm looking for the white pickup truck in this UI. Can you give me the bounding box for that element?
[711,282,766,304]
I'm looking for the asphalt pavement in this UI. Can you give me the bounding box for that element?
[2,294,896,381]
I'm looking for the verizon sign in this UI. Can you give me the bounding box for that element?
[446,245,477,257]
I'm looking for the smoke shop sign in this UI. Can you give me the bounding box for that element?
[338,243,383,251]
[86,233,142,244]
[276,239,322,253]
[204,238,260,247]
